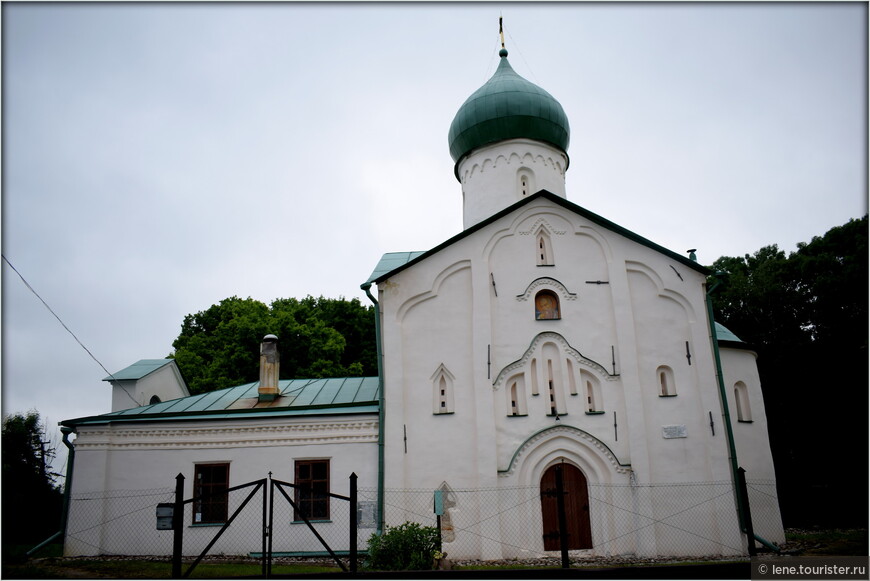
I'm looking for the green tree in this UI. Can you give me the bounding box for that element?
[2,411,64,544]
[709,215,868,528]
[170,296,376,394]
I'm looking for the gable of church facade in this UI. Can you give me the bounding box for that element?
[380,197,733,490]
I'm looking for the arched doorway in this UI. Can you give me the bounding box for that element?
[540,462,592,550]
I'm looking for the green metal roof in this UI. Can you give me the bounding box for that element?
[364,251,426,285]
[448,49,570,178]
[103,359,174,381]
[714,322,745,344]
[64,376,379,427]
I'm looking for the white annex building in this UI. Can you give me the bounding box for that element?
[61,43,784,561]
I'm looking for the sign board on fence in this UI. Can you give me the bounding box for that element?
[433,490,444,516]
[156,503,174,530]
[357,501,377,529]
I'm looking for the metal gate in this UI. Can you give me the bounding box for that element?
[167,472,358,578]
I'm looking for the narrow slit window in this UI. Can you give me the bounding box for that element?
[547,360,557,415]
[586,381,596,412]
[581,371,603,413]
[518,171,534,198]
[431,366,455,414]
[536,229,554,266]
[530,359,539,396]
[506,375,527,416]
[735,382,752,422]
[567,359,578,395]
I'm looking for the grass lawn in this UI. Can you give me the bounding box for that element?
[2,545,342,579]
[784,529,868,556]
[4,530,866,578]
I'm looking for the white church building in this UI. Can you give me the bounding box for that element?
[61,43,784,561]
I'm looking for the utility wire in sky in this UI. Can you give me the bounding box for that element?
[1,254,135,404]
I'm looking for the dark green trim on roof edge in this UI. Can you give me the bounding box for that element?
[61,400,379,428]
[718,340,757,352]
[368,190,710,286]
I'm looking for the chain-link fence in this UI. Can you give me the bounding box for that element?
[64,477,366,559]
[360,478,784,560]
[65,487,176,556]
[65,478,782,561]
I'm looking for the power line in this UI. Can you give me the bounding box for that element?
[1,254,138,405]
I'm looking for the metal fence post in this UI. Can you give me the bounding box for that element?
[555,464,569,569]
[262,473,269,578]
[268,476,275,577]
[172,473,184,579]
[737,467,757,556]
[349,472,358,573]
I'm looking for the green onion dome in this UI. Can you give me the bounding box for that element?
[448,48,570,170]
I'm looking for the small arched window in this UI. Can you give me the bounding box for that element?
[507,375,528,416]
[580,370,603,414]
[431,365,455,415]
[535,290,561,320]
[735,381,752,422]
[149,395,162,405]
[657,365,676,397]
[518,171,534,198]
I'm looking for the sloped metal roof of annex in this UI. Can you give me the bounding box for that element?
[62,376,379,427]
[102,359,174,381]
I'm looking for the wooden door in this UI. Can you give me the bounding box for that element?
[540,463,592,550]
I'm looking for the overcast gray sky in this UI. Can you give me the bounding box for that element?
[2,3,866,466]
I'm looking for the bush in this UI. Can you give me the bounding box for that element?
[364,522,440,571]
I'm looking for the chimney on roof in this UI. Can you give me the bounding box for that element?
[258,334,280,402]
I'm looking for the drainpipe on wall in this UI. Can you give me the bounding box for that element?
[59,426,76,541]
[361,282,385,536]
[705,275,743,521]
[26,425,76,557]
[706,275,780,554]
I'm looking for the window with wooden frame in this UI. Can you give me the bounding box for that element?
[294,459,330,521]
[193,463,229,524]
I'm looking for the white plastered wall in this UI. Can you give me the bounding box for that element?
[458,139,568,229]
[377,196,774,558]
[64,415,378,556]
[719,346,785,544]
[110,363,189,412]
